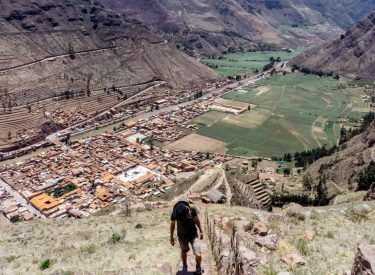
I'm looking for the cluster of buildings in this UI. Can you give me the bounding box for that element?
[209,102,248,115]
[0,132,230,221]
[50,107,89,128]
[0,187,35,222]
[121,103,210,143]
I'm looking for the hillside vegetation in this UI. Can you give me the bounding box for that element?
[292,12,375,80]
[1,202,374,274]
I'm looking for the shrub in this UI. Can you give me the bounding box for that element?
[290,213,306,225]
[295,238,311,256]
[347,207,370,223]
[135,223,143,229]
[271,192,314,207]
[325,231,334,239]
[260,265,277,275]
[80,244,96,254]
[110,232,122,244]
[39,259,51,270]
[244,220,254,232]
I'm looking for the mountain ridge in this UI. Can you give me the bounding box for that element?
[291,11,375,80]
[101,0,375,57]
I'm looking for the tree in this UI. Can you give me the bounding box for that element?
[283,168,291,176]
[148,135,155,150]
[357,161,375,191]
[302,173,313,191]
[68,43,76,59]
[315,174,328,206]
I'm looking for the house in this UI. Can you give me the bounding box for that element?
[30,193,62,212]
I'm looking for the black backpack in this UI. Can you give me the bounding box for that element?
[173,201,190,221]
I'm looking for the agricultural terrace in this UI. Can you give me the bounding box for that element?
[202,48,306,77]
[171,73,369,158]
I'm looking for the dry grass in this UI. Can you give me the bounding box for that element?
[0,208,180,274]
[1,202,374,274]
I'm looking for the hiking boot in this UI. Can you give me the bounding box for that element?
[194,266,203,275]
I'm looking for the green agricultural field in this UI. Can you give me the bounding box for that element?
[202,48,306,77]
[279,24,319,34]
[187,73,370,157]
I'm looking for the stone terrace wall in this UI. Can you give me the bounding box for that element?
[206,212,258,275]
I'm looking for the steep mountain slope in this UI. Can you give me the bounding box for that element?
[1,202,374,274]
[304,121,375,197]
[0,0,219,150]
[301,0,375,29]
[292,12,375,80]
[0,0,218,103]
[101,0,375,56]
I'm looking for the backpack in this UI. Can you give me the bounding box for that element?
[173,201,190,221]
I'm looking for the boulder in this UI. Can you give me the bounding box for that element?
[144,202,153,211]
[156,262,172,274]
[253,221,269,236]
[351,244,375,275]
[351,204,371,215]
[255,234,278,250]
[365,184,375,201]
[304,230,316,242]
[281,253,307,266]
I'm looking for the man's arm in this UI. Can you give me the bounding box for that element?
[170,220,176,246]
[194,216,204,240]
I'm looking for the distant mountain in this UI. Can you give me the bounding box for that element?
[100,0,375,56]
[0,0,220,151]
[292,12,375,80]
[0,0,219,106]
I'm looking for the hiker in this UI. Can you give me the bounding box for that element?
[170,196,204,274]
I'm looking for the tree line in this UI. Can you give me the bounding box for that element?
[292,64,339,79]
[339,112,375,144]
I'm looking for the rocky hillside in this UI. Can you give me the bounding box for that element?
[1,202,374,274]
[0,0,219,105]
[292,12,375,80]
[101,0,375,56]
[304,121,375,198]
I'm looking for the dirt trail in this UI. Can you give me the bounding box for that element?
[180,203,216,275]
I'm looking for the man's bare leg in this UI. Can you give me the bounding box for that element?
[181,251,188,267]
[195,252,202,267]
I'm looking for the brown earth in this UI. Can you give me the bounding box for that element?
[0,0,219,150]
[292,12,375,80]
[101,0,375,56]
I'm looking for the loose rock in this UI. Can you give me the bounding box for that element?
[351,244,375,275]
[255,234,278,250]
[282,253,307,266]
[304,230,316,242]
[253,221,269,236]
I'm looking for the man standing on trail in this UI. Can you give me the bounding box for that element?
[170,196,204,274]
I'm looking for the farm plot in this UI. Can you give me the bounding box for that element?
[178,73,369,157]
[202,49,305,76]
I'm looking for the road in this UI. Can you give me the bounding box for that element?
[0,178,45,218]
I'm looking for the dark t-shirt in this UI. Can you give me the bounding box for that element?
[171,203,199,243]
